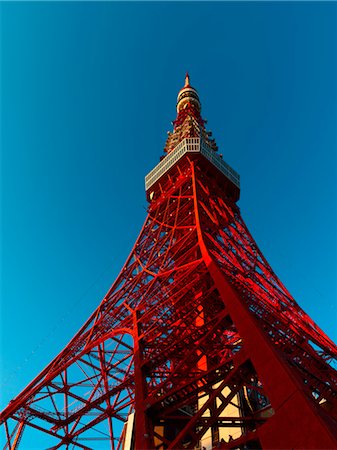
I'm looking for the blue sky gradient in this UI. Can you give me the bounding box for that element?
[1,1,336,435]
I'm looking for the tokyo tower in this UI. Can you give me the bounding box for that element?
[1,75,337,450]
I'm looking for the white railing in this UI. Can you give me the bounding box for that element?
[200,140,240,187]
[145,138,240,191]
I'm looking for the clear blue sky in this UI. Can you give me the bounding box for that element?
[1,0,336,423]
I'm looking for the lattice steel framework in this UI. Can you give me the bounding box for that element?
[1,75,337,449]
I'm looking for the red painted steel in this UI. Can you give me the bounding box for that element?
[1,77,337,449]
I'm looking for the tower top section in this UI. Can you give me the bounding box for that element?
[165,74,213,154]
[145,75,240,202]
[176,73,201,113]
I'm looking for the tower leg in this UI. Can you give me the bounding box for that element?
[205,256,337,449]
[190,161,337,449]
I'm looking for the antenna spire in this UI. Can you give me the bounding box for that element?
[176,72,201,114]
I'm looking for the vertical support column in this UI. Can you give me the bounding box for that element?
[10,421,25,450]
[63,368,69,447]
[196,298,212,450]
[133,309,153,450]
[98,342,115,450]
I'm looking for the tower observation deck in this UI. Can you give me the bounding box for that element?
[146,74,240,204]
[1,75,337,450]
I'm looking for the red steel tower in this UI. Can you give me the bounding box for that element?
[1,75,337,449]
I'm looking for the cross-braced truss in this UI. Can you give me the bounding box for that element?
[1,157,337,449]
